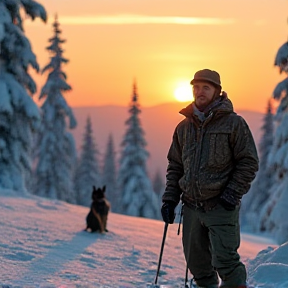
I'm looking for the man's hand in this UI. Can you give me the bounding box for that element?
[161,201,177,224]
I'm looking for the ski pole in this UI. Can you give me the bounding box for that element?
[154,222,169,285]
[177,202,184,235]
[177,203,189,288]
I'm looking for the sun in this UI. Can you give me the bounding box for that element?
[174,83,193,102]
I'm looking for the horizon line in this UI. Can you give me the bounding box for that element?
[69,102,263,113]
[28,15,236,26]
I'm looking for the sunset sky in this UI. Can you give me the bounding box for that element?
[25,0,288,113]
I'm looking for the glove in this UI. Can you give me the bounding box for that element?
[161,201,177,224]
[219,188,240,211]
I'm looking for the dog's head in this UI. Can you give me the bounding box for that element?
[92,185,106,200]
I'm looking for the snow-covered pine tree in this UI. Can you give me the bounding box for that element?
[33,15,77,203]
[241,99,274,232]
[117,82,160,219]
[74,116,100,206]
[258,41,288,243]
[0,0,46,193]
[102,134,117,212]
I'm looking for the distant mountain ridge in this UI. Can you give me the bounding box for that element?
[71,102,263,180]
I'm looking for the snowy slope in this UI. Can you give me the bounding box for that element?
[0,191,287,288]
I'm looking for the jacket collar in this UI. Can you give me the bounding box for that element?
[179,91,233,119]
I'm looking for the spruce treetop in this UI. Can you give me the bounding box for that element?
[39,15,76,129]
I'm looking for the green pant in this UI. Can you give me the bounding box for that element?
[182,204,246,287]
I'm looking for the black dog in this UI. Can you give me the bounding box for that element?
[85,186,110,233]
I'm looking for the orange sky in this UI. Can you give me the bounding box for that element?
[25,0,288,113]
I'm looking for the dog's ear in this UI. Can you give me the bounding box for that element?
[93,185,96,191]
[102,185,106,193]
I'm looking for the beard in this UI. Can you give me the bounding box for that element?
[195,103,207,112]
[195,99,214,112]
[195,90,220,112]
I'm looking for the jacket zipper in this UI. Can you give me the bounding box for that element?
[193,112,214,199]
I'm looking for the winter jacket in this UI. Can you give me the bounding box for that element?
[162,94,259,207]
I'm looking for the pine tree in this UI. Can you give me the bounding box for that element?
[117,82,160,219]
[0,1,46,193]
[153,169,165,206]
[241,99,274,231]
[33,15,77,203]
[153,169,165,196]
[74,116,100,206]
[259,41,288,243]
[102,134,117,212]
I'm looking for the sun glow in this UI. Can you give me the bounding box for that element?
[174,83,193,102]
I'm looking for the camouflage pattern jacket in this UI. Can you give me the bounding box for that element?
[162,94,259,207]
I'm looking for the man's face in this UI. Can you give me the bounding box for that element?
[193,81,216,111]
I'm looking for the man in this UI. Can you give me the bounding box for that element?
[161,69,259,288]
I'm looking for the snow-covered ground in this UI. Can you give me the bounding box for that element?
[0,190,287,288]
